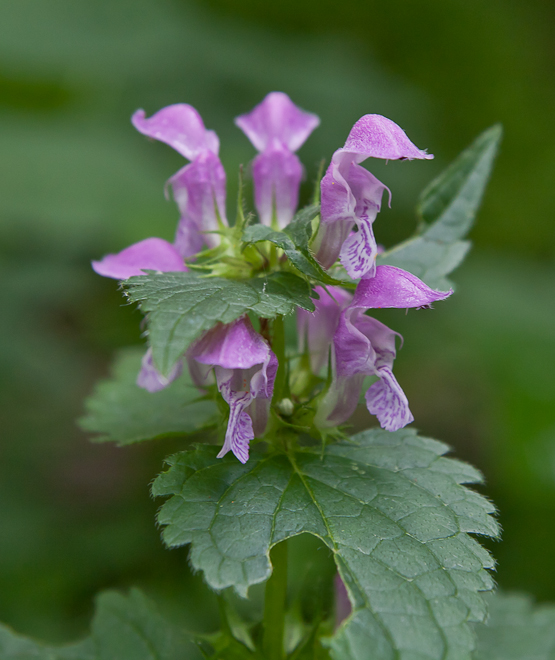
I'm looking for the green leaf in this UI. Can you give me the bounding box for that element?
[242,206,338,285]
[284,203,320,250]
[153,428,499,660]
[378,125,502,290]
[0,626,94,659]
[0,589,198,660]
[123,271,315,377]
[473,592,555,660]
[91,589,194,660]
[79,348,217,445]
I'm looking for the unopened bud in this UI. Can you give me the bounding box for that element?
[277,398,294,417]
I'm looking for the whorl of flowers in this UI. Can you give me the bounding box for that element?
[93,92,449,463]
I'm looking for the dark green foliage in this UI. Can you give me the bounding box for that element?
[123,271,315,376]
[242,204,339,285]
[153,429,499,659]
[79,348,217,445]
[0,589,198,660]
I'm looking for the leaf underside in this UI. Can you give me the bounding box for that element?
[153,428,499,660]
[123,270,315,377]
[79,348,217,445]
[378,124,502,290]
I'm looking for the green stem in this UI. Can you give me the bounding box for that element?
[263,541,288,660]
[272,315,287,400]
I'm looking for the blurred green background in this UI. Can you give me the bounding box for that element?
[1,0,554,644]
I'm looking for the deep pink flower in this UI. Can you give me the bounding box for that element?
[132,104,227,257]
[314,115,432,280]
[317,266,451,432]
[188,316,277,463]
[235,92,319,228]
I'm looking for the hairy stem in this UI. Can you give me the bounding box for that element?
[263,540,288,660]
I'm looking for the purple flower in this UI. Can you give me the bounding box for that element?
[317,266,451,432]
[314,115,433,280]
[334,574,352,629]
[91,237,186,280]
[235,92,319,228]
[136,348,184,393]
[92,237,187,392]
[297,285,353,374]
[188,316,278,463]
[132,104,227,258]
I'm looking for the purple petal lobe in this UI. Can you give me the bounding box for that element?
[315,114,431,277]
[351,265,452,309]
[190,317,269,370]
[297,286,353,373]
[339,214,378,280]
[252,147,303,228]
[170,151,227,256]
[216,383,254,464]
[343,114,433,161]
[235,92,319,152]
[136,348,183,393]
[132,105,219,160]
[316,159,386,272]
[189,317,277,461]
[316,310,406,429]
[92,238,186,280]
[365,367,413,431]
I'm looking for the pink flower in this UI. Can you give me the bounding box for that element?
[236,92,319,229]
[316,266,451,432]
[314,115,432,280]
[188,317,278,463]
[133,104,227,257]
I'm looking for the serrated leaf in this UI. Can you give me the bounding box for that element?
[91,588,194,660]
[473,592,555,660]
[284,203,320,250]
[0,589,197,660]
[153,428,499,660]
[79,348,217,445]
[242,209,338,285]
[378,125,502,290]
[124,271,315,376]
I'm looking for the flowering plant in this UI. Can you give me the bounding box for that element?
[9,92,553,660]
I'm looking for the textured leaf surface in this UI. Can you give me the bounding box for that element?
[473,592,555,660]
[242,204,337,284]
[79,348,217,445]
[243,225,337,284]
[153,428,499,660]
[124,271,315,376]
[378,125,502,290]
[0,589,197,660]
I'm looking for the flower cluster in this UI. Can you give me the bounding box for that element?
[93,92,450,463]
